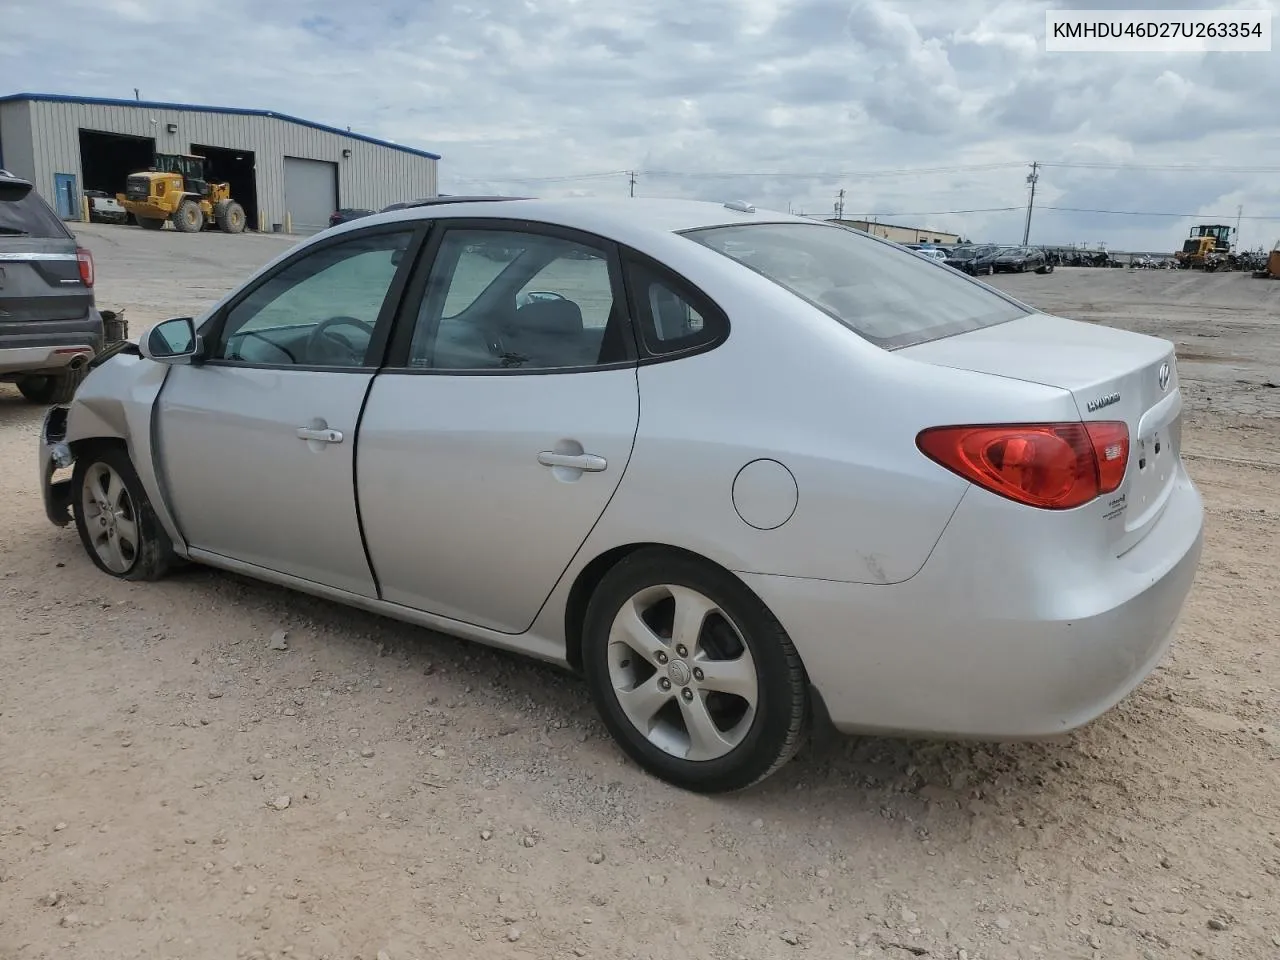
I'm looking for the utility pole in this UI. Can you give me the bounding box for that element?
[835,188,845,219]
[1235,203,1243,245]
[134,88,141,101]
[1022,161,1039,245]
[628,171,636,198]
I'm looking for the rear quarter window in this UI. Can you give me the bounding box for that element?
[0,186,72,239]
[683,222,1030,349]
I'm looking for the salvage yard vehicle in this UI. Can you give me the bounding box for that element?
[84,190,128,225]
[1,170,109,403]
[993,245,1048,273]
[37,197,1205,793]
[118,153,247,234]
[943,244,998,276]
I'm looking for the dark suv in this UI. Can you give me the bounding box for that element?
[943,244,998,276]
[1,171,104,403]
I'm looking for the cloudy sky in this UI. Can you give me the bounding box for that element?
[4,0,1280,250]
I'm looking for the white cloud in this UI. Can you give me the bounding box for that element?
[3,0,1280,248]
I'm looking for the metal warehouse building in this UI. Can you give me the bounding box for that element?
[828,218,961,246]
[0,93,439,234]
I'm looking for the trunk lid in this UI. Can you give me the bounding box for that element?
[0,237,91,323]
[901,312,1181,556]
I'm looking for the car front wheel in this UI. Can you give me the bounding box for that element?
[72,446,175,581]
[582,548,809,793]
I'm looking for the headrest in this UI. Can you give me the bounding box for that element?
[514,298,583,335]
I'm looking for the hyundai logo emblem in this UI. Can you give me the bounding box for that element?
[1157,361,1171,392]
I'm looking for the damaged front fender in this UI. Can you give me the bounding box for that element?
[37,351,189,555]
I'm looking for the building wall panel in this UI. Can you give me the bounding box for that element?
[0,100,37,183]
[12,99,436,232]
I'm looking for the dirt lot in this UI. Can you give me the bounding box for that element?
[2,225,1278,960]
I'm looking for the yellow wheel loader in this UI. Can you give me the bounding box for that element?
[117,154,247,234]
[1173,224,1233,270]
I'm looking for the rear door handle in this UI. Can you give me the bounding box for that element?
[297,427,343,443]
[538,451,607,472]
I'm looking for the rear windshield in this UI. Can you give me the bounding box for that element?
[0,185,71,239]
[683,222,1030,349]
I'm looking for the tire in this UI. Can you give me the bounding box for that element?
[137,216,165,231]
[214,200,247,234]
[171,199,204,233]
[581,548,809,793]
[16,366,87,404]
[71,446,174,581]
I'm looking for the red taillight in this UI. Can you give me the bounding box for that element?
[1085,421,1129,494]
[76,247,94,287]
[916,421,1129,510]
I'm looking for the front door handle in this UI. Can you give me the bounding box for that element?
[297,426,343,443]
[538,451,607,472]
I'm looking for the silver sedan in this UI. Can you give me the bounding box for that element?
[37,197,1205,793]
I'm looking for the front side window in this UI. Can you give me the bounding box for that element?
[409,228,627,371]
[214,229,413,367]
[685,222,1030,349]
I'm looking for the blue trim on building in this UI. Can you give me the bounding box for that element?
[0,92,441,160]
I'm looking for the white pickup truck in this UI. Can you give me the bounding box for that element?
[84,191,128,225]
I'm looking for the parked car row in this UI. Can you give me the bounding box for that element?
[907,241,1056,277]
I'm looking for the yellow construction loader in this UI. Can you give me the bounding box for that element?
[117,153,246,233]
[1173,224,1233,270]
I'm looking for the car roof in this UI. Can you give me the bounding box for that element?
[357,196,820,243]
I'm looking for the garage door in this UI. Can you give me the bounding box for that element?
[282,157,338,234]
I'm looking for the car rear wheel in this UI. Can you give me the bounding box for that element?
[72,446,175,581]
[582,548,809,793]
[15,367,87,405]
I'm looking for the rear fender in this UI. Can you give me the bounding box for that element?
[62,353,189,556]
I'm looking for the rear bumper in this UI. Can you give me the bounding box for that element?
[740,462,1205,739]
[0,310,104,376]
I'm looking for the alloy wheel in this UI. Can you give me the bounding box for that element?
[606,584,759,761]
[81,461,139,574]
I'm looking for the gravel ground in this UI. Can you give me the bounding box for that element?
[1,224,1278,960]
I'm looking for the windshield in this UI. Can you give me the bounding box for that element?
[0,185,71,238]
[684,222,1030,349]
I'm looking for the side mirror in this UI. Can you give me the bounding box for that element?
[140,317,201,364]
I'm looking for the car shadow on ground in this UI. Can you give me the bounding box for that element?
[135,558,1153,837]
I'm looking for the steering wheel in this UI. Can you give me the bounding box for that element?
[306,315,376,365]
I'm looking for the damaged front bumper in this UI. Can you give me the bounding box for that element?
[40,405,75,526]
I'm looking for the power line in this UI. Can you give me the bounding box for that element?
[641,162,1024,179]
[1040,205,1280,220]
[1041,161,1280,174]
[448,170,629,184]
[842,207,1023,218]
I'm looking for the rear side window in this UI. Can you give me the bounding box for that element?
[624,258,727,356]
[684,222,1029,349]
[0,185,71,239]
